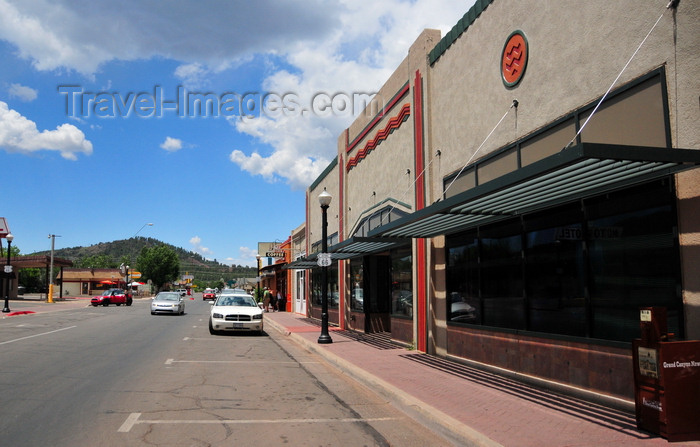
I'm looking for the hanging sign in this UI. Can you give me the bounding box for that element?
[0,218,9,238]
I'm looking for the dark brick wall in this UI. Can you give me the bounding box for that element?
[391,317,413,345]
[446,325,633,399]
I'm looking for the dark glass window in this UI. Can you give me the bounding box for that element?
[447,232,480,324]
[391,248,413,317]
[352,206,407,237]
[524,205,586,336]
[445,179,682,344]
[311,264,338,309]
[480,222,525,329]
[349,258,364,312]
[586,181,680,341]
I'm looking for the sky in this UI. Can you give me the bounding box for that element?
[0,0,472,267]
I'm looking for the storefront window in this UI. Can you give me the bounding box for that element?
[586,180,680,341]
[524,205,586,336]
[350,259,364,312]
[480,222,525,329]
[445,179,682,343]
[391,248,412,317]
[311,264,339,309]
[447,232,480,324]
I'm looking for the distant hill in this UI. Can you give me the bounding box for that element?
[30,237,256,282]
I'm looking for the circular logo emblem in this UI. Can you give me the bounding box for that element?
[501,31,528,87]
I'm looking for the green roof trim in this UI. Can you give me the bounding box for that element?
[308,156,338,192]
[429,0,494,66]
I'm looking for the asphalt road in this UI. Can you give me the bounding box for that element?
[0,297,452,447]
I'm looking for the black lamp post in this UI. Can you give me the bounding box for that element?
[317,189,333,344]
[2,233,14,313]
[256,254,262,304]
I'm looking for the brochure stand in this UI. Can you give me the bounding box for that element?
[632,307,700,442]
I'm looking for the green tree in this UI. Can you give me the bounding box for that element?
[136,245,179,292]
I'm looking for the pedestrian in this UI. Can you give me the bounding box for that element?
[276,291,284,311]
[270,290,278,312]
[263,288,271,312]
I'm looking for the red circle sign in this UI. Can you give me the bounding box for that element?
[502,31,528,87]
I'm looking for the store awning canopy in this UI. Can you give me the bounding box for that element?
[283,236,410,270]
[371,142,700,239]
[330,236,410,255]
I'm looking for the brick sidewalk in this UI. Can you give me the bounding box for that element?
[264,312,699,447]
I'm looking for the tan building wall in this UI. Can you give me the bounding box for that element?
[303,0,699,400]
[429,0,697,200]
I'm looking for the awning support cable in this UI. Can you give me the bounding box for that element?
[378,155,438,227]
[565,4,673,150]
[442,103,515,199]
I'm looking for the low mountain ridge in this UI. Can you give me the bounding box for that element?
[30,237,255,281]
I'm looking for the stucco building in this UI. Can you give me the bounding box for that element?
[289,0,700,402]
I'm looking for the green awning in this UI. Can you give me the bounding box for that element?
[283,237,410,270]
[330,236,409,255]
[371,143,700,239]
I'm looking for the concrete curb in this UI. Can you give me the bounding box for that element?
[265,317,502,447]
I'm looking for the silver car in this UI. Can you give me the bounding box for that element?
[151,291,185,315]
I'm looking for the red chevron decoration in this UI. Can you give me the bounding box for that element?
[501,30,528,87]
[346,103,411,171]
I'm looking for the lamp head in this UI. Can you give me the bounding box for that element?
[6,233,13,243]
[318,189,332,207]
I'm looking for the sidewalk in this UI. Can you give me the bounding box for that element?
[0,295,92,317]
[264,312,699,447]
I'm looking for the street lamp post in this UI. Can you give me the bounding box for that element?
[135,222,153,238]
[317,189,333,344]
[256,254,261,305]
[2,233,14,313]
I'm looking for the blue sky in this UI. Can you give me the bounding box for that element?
[0,0,470,266]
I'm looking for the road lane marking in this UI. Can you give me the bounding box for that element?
[0,326,77,345]
[118,412,141,432]
[119,412,398,432]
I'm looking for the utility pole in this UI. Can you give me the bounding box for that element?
[48,234,61,303]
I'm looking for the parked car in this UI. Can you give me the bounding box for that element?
[91,288,131,307]
[209,293,263,335]
[202,288,216,300]
[151,291,186,315]
[176,289,187,296]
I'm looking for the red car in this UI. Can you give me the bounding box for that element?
[91,288,132,307]
[202,289,216,301]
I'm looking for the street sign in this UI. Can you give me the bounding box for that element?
[130,271,142,279]
[0,217,9,238]
[317,253,332,267]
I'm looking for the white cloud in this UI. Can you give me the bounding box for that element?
[228,0,470,189]
[160,136,183,152]
[0,101,92,160]
[0,0,471,184]
[174,63,209,89]
[8,83,38,101]
[0,0,339,76]
[228,246,259,267]
[189,236,212,256]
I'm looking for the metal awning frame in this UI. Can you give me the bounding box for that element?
[283,237,410,270]
[370,142,700,239]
